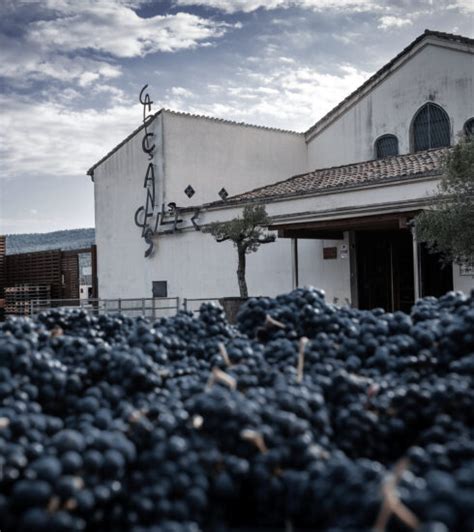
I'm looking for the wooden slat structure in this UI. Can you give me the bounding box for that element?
[5,285,51,316]
[91,245,98,299]
[0,236,5,318]
[6,250,62,299]
[0,244,97,316]
[61,251,80,300]
[0,236,5,298]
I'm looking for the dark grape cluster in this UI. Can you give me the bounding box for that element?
[0,287,473,531]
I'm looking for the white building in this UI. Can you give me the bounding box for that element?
[87,30,474,312]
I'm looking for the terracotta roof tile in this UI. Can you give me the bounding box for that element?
[224,147,448,204]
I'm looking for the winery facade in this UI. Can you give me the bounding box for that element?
[87,30,474,311]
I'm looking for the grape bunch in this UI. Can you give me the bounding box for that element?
[0,287,473,531]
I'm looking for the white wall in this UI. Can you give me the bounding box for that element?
[453,264,474,293]
[95,221,294,300]
[94,115,165,299]
[307,42,474,169]
[93,111,307,300]
[162,111,307,208]
[297,235,351,305]
[146,230,293,300]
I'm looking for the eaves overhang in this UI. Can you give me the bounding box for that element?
[180,170,443,215]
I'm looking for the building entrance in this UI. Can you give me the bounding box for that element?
[356,230,414,312]
[355,230,454,312]
[273,212,455,312]
[419,243,453,297]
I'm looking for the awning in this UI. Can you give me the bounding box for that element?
[271,211,420,239]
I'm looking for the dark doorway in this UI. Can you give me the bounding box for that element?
[419,243,453,297]
[356,230,414,312]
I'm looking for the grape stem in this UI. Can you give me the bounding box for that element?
[218,342,232,366]
[265,315,286,329]
[47,496,60,513]
[297,337,309,383]
[373,457,420,531]
[241,429,268,453]
[51,325,64,337]
[206,367,237,391]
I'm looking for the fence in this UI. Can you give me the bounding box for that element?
[26,296,227,318]
[30,297,180,319]
[182,297,222,314]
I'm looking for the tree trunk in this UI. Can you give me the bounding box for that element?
[237,245,248,298]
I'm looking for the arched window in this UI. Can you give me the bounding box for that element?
[412,103,450,152]
[375,134,399,159]
[464,118,474,137]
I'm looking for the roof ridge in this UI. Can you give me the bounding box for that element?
[87,110,162,176]
[87,108,302,175]
[304,29,474,139]
[162,109,302,135]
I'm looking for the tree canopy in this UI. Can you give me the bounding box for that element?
[415,138,474,264]
[203,204,275,253]
[203,204,275,297]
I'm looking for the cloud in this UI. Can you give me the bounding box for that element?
[0,95,139,180]
[448,0,474,13]
[378,15,413,29]
[0,53,370,185]
[0,0,235,91]
[176,0,474,15]
[175,0,383,13]
[162,60,370,131]
[28,3,234,58]
[170,86,194,98]
[0,35,122,85]
[176,0,286,11]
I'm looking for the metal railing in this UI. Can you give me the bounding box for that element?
[29,297,180,319]
[182,297,222,314]
[27,296,230,318]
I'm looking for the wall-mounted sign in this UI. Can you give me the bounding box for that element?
[339,243,348,259]
[460,263,474,276]
[134,85,185,257]
[323,246,337,260]
[134,85,158,258]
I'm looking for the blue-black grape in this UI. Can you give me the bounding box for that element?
[0,287,473,530]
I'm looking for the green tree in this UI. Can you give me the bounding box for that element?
[415,138,474,264]
[203,204,275,298]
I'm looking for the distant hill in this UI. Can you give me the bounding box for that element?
[5,228,95,255]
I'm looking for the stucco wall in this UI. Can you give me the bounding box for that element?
[453,264,474,293]
[297,235,351,305]
[94,115,165,299]
[146,230,293,300]
[93,111,308,300]
[162,112,308,207]
[307,43,474,169]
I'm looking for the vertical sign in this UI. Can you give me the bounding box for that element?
[134,85,158,258]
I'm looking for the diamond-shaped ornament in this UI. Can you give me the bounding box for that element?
[218,187,228,200]
[184,185,195,198]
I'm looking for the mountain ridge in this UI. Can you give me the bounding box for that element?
[5,228,95,255]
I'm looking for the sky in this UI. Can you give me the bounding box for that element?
[0,0,472,234]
